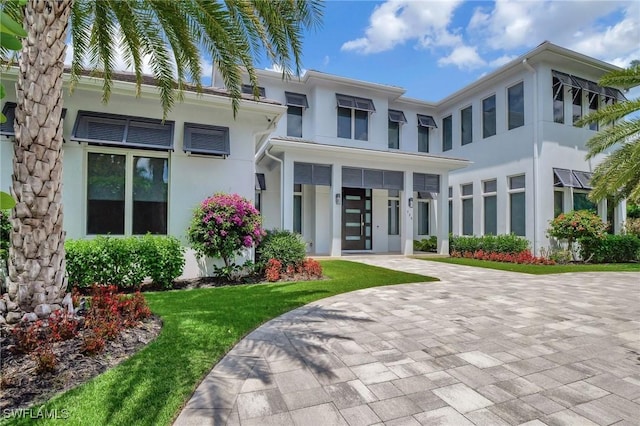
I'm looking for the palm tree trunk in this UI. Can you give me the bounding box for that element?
[8,0,73,313]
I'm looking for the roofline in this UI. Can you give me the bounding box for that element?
[437,41,625,106]
[262,137,470,170]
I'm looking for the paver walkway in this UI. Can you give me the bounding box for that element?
[175,256,640,426]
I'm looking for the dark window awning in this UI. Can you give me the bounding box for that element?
[413,173,440,193]
[342,167,403,190]
[2,102,67,136]
[417,191,436,200]
[242,84,266,97]
[336,94,375,112]
[417,114,437,128]
[388,109,407,123]
[285,92,309,108]
[255,173,266,191]
[294,162,332,186]
[554,168,593,189]
[552,70,626,101]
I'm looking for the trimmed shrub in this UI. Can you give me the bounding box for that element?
[256,229,306,267]
[451,249,555,265]
[187,193,264,267]
[579,234,640,263]
[450,234,528,255]
[65,235,185,289]
[414,236,437,252]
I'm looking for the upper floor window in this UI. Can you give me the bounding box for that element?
[241,84,266,97]
[417,114,436,153]
[588,92,599,131]
[285,92,308,138]
[72,111,174,151]
[1,102,67,136]
[388,109,406,149]
[183,123,230,157]
[336,94,375,141]
[552,76,565,124]
[442,115,452,151]
[572,87,583,125]
[461,106,473,145]
[482,95,496,138]
[507,82,524,130]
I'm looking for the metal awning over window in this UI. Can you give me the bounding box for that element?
[417,114,437,128]
[183,123,230,156]
[553,168,593,189]
[336,94,375,112]
[552,70,626,101]
[255,173,266,191]
[73,110,174,150]
[417,191,436,200]
[552,70,573,86]
[342,167,403,190]
[413,173,440,193]
[242,84,266,97]
[2,102,67,136]
[294,162,332,186]
[285,92,309,108]
[388,109,407,123]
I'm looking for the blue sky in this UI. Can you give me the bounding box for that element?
[257,0,640,102]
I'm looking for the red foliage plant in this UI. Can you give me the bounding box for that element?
[265,258,282,282]
[451,249,555,265]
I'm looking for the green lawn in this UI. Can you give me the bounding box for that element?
[421,256,640,274]
[8,261,433,426]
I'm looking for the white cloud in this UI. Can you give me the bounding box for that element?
[341,0,464,54]
[438,45,485,69]
[322,55,330,67]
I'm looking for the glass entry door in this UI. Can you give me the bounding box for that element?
[342,188,372,250]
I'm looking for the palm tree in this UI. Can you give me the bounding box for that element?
[3,0,322,312]
[577,63,640,205]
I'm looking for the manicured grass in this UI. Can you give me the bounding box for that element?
[421,256,640,274]
[9,261,433,426]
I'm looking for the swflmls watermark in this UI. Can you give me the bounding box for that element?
[3,406,69,420]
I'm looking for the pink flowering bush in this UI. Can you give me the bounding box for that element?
[187,193,265,266]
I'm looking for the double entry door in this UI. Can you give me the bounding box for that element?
[341,188,372,250]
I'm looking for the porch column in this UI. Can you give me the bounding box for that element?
[401,171,414,255]
[282,154,294,231]
[437,173,450,255]
[614,199,627,235]
[330,165,342,256]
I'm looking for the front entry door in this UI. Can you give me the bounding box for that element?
[342,188,372,250]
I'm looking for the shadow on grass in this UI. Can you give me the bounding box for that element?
[6,260,432,426]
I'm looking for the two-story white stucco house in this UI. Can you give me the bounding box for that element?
[0,41,631,277]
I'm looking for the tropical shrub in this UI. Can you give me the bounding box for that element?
[65,235,185,289]
[0,210,10,261]
[414,236,437,252]
[256,229,306,267]
[547,210,608,260]
[625,218,640,237]
[627,202,640,219]
[265,257,323,282]
[188,193,264,267]
[450,249,555,265]
[579,235,640,263]
[450,234,529,255]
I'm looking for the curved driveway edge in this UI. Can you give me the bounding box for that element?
[175,256,640,426]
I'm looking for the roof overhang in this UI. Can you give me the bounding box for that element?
[257,137,470,171]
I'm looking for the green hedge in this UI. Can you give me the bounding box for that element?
[414,236,437,252]
[65,235,185,289]
[579,234,640,263]
[0,210,10,261]
[450,234,529,254]
[256,229,306,267]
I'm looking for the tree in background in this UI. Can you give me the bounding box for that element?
[577,63,640,204]
[1,0,322,313]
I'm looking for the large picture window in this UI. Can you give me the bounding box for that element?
[509,175,526,236]
[87,152,168,235]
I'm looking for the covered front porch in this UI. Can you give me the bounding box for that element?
[256,137,468,256]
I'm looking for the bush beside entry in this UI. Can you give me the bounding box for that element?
[256,229,307,267]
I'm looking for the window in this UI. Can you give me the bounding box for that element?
[241,84,266,97]
[1,102,67,135]
[388,190,399,235]
[293,184,302,234]
[448,186,453,234]
[554,190,564,217]
[255,173,266,212]
[553,76,565,124]
[418,199,429,235]
[442,115,452,151]
[285,92,308,138]
[417,114,436,153]
[461,183,473,236]
[183,123,230,156]
[73,111,174,150]
[483,180,497,235]
[336,94,375,141]
[461,106,472,145]
[588,92,599,131]
[388,110,406,149]
[572,87,583,125]
[482,95,496,138]
[507,82,524,130]
[509,175,526,236]
[87,152,168,235]
[573,192,597,213]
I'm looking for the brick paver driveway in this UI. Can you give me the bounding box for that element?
[175,256,640,426]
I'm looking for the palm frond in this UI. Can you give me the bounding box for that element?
[585,117,640,158]
[589,140,640,203]
[576,98,640,128]
[598,66,640,89]
[69,0,93,91]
